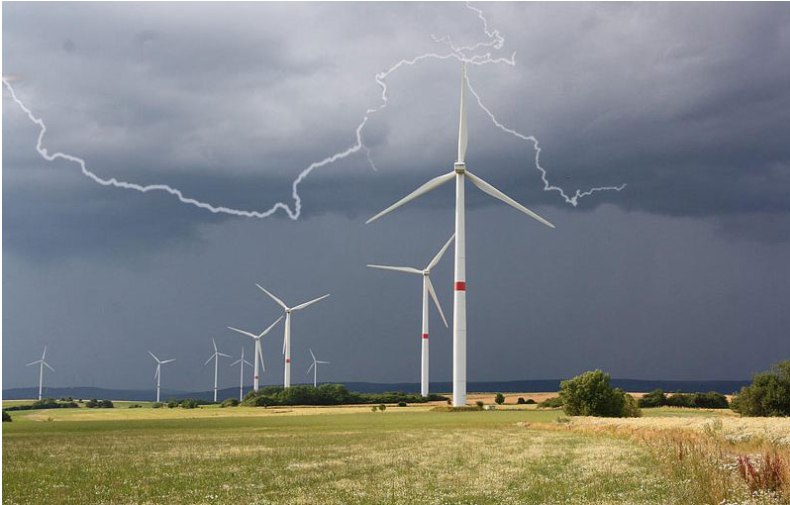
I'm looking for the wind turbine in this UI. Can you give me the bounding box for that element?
[227,315,283,392]
[366,64,555,406]
[367,234,454,396]
[306,349,330,388]
[256,285,330,388]
[204,338,231,403]
[26,346,54,400]
[230,347,253,402]
[148,351,175,403]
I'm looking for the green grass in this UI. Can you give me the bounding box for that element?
[3,408,688,505]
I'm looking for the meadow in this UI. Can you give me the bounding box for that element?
[3,401,789,505]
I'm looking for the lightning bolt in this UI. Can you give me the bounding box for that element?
[2,2,623,220]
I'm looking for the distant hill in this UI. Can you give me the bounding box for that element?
[2,379,749,402]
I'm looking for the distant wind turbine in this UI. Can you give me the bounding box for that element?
[366,64,555,406]
[256,285,329,388]
[306,349,329,388]
[230,347,253,402]
[148,351,175,403]
[368,234,453,396]
[227,315,283,392]
[205,338,231,402]
[26,346,54,400]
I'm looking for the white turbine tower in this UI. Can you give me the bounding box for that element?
[227,315,283,392]
[367,235,454,396]
[204,338,231,403]
[366,64,555,406]
[306,349,330,388]
[230,347,253,402]
[148,351,175,403]
[256,285,330,388]
[26,346,54,400]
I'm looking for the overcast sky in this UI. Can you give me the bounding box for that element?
[3,2,789,391]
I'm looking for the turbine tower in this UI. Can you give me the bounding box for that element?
[26,346,54,401]
[148,351,175,403]
[204,338,231,403]
[227,315,283,392]
[306,349,330,388]
[367,235,453,396]
[256,285,329,388]
[366,64,555,406]
[230,347,253,402]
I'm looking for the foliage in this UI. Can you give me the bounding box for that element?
[128,404,142,409]
[538,396,564,409]
[638,389,667,408]
[2,410,11,422]
[494,393,505,405]
[4,399,79,411]
[517,397,526,404]
[151,402,164,409]
[732,360,790,417]
[560,370,640,418]
[475,400,484,410]
[525,399,536,405]
[85,399,114,409]
[665,392,728,409]
[378,404,387,412]
[397,402,407,407]
[220,398,240,408]
[241,384,447,407]
[180,399,199,409]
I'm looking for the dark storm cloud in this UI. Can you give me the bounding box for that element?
[3,3,790,390]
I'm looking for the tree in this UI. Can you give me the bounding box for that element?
[2,411,11,423]
[638,389,667,408]
[560,370,640,418]
[494,393,505,405]
[732,360,790,417]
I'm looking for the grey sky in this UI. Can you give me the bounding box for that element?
[3,2,789,390]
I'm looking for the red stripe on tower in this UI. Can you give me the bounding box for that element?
[422,333,429,339]
[455,281,466,291]
[285,358,291,363]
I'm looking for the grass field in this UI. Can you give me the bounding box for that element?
[3,403,789,505]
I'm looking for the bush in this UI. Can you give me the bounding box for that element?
[371,406,378,412]
[539,396,564,409]
[240,384,448,407]
[167,400,178,408]
[221,398,240,408]
[2,411,11,422]
[622,393,642,418]
[100,400,114,408]
[475,400,484,410]
[494,393,505,405]
[517,397,526,404]
[180,399,199,409]
[378,404,387,412]
[397,402,407,407]
[560,370,640,418]
[732,360,790,417]
[525,399,536,405]
[85,399,113,409]
[638,389,667,408]
[128,404,142,409]
[152,402,164,409]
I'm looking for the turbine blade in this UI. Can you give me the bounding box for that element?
[42,346,48,360]
[148,351,160,362]
[212,338,218,353]
[309,348,316,361]
[154,366,160,380]
[227,326,258,340]
[366,265,422,275]
[466,171,555,229]
[161,359,176,364]
[204,355,214,366]
[426,276,448,328]
[26,360,41,367]
[256,284,289,310]
[218,352,231,358]
[243,359,253,367]
[282,331,287,355]
[258,344,266,372]
[259,315,284,337]
[291,294,330,312]
[427,234,455,270]
[317,361,330,364]
[366,171,455,224]
[231,359,242,367]
[458,63,468,163]
[43,362,55,373]
[306,363,315,375]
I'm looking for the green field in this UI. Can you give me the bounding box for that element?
[4,404,764,505]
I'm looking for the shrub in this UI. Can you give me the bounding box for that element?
[664,392,729,409]
[152,402,164,409]
[378,404,387,412]
[397,402,407,407]
[560,370,640,417]
[240,384,447,407]
[638,389,667,408]
[371,406,378,412]
[539,396,564,409]
[85,399,113,408]
[525,399,536,404]
[221,398,240,408]
[475,400,484,410]
[517,397,526,404]
[180,399,199,409]
[167,400,178,408]
[128,404,142,409]
[2,411,11,422]
[622,393,642,418]
[494,393,505,405]
[732,361,790,417]
[100,399,114,408]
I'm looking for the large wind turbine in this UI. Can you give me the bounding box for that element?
[256,285,330,388]
[366,65,555,406]
[230,347,253,401]
[306,349,330,388]
[227,315,283,392]
[26,346,54,400]
[367,235,454,396]
[204,338,231,402]
[148,351,175,403]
